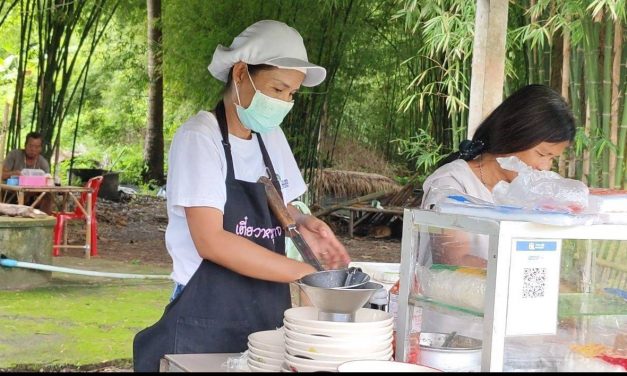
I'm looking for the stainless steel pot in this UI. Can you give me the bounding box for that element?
[419,332,482,372]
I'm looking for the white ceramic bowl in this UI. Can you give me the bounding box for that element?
[285,336,392,355]
[248,342,285,359]
[286,343,393,362]
[285,356,338,373]
[247,329,285,352]
[283,319,393,338]
[247,350,284,366]
[337,360,442,372]
[280,364,292,373]
[284,326,393,345]
[247,357,281,372]
[284,352,341,368]
[247,342,284,360]
[284,307,393,329]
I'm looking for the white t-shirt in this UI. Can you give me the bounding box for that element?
[165,110,308,285]
[420,159,493,260]
[421,159,493,209]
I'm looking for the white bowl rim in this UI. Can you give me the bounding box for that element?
[284,327,393,344]
[285,343,393,360]
[284,307,393,327]
[247,351,284,365]
[247,343,285,358]
[248,329,285,345]
[284,336,392,353]
[337,359,442,372]
[285,358,339,372]
[283,319,393,336]
[247,357,282,371]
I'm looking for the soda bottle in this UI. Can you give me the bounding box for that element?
[389,279,422,364]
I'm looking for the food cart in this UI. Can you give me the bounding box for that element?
[395,209,626,372]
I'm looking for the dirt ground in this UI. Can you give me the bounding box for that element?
[61,195,402,268]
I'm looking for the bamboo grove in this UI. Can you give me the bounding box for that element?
[0,0,626,196]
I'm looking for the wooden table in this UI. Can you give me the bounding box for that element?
[342,205,404,238]
[0,184,93,257]
[159,353,242,372]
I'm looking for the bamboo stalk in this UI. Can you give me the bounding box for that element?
[582,18,601,187]
[601,17,614,187]
[610,20,623,188]
[583,100,591,185]
[569,44,584,179]
[559,26,571,176]
[616,85,627,189]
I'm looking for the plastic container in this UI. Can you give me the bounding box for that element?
[18,175,47,186]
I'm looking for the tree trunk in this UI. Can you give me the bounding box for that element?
[143,0,165,186]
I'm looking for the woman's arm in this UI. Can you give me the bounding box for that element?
[286,204,351,269]
[185,206,316,283]
[431,229,487,268]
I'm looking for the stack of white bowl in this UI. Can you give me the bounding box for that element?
[282,306,394,372]
[247,329,285,372]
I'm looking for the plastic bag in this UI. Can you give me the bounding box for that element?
[433,189,596,226]
[21,168,46,176]
[223,351,251,372]
[492,156,589,214]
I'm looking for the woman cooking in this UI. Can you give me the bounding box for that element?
[133,20,350,372]
[421,84,576,267]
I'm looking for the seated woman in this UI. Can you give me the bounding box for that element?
[420,84,576,268]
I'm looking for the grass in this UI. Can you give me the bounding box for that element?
[0,267,172,370]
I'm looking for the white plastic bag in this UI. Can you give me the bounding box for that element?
[492,156,589,214]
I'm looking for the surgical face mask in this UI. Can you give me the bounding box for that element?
[234,69,294,133]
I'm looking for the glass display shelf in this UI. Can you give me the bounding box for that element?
[558,292,626,317]
[408,292,627,319]
[409,295,484,317]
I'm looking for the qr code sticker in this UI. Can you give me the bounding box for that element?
[522,267,546,298]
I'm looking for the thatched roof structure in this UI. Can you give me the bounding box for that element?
[312,169,402,198]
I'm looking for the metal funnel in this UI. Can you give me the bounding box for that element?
[298,268,370,289]
[296,281,384,322]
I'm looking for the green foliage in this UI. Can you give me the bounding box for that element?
[1,0,625,190]
[393,128,445,181]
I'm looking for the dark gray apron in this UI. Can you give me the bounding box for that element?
[132,101,290,372]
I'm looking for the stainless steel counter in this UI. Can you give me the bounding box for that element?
[159,353,242,372]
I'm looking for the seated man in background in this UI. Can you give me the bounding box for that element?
[2,131,52,213]
[2,131,50,179]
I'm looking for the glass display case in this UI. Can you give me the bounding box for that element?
[395,209,627,372]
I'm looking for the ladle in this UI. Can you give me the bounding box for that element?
[343,266,361,287]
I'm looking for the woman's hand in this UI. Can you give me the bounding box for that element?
[288,206,351,270]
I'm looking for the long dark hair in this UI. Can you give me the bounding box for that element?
[440,84,576,166]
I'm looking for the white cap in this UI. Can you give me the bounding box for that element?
[208,20,327,87]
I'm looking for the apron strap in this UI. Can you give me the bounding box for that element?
[214,100,283,199]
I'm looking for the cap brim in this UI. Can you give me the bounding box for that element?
[266,57,327,87]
